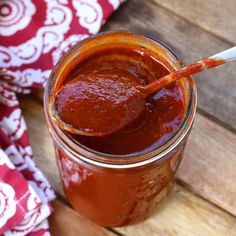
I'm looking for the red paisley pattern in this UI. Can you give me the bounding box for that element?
[0,0,124,235]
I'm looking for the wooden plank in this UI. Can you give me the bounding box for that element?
[49,200,117,236]
[115,185,236,236]
[178,113,236,216]
[19,94,236,217]
[153,0,236,44]
[102,0,236,131]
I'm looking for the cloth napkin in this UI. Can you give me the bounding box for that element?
[0,0,124,235]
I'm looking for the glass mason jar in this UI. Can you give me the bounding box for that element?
[44,31,197,227]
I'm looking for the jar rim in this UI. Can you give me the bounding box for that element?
[44,31,197,169]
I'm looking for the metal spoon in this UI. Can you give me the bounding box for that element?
[49,46,236,137]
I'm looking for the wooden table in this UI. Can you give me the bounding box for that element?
[20,1,236,235]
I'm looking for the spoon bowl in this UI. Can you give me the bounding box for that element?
[50,74,146,136]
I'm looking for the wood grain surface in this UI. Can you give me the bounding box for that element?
[116,185,236,236]
[178,113,236,216]
[102,0,236,132]
[154,0,236,44]
[49,200,117,236]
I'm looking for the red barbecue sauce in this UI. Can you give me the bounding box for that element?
[55,46,186,155]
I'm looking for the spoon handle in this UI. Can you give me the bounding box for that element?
[142,46,236,96]
[210,46,236,62]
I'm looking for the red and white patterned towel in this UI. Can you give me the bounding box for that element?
[0,0,124,235]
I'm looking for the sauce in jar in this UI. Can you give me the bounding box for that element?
[55,46,186,155]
